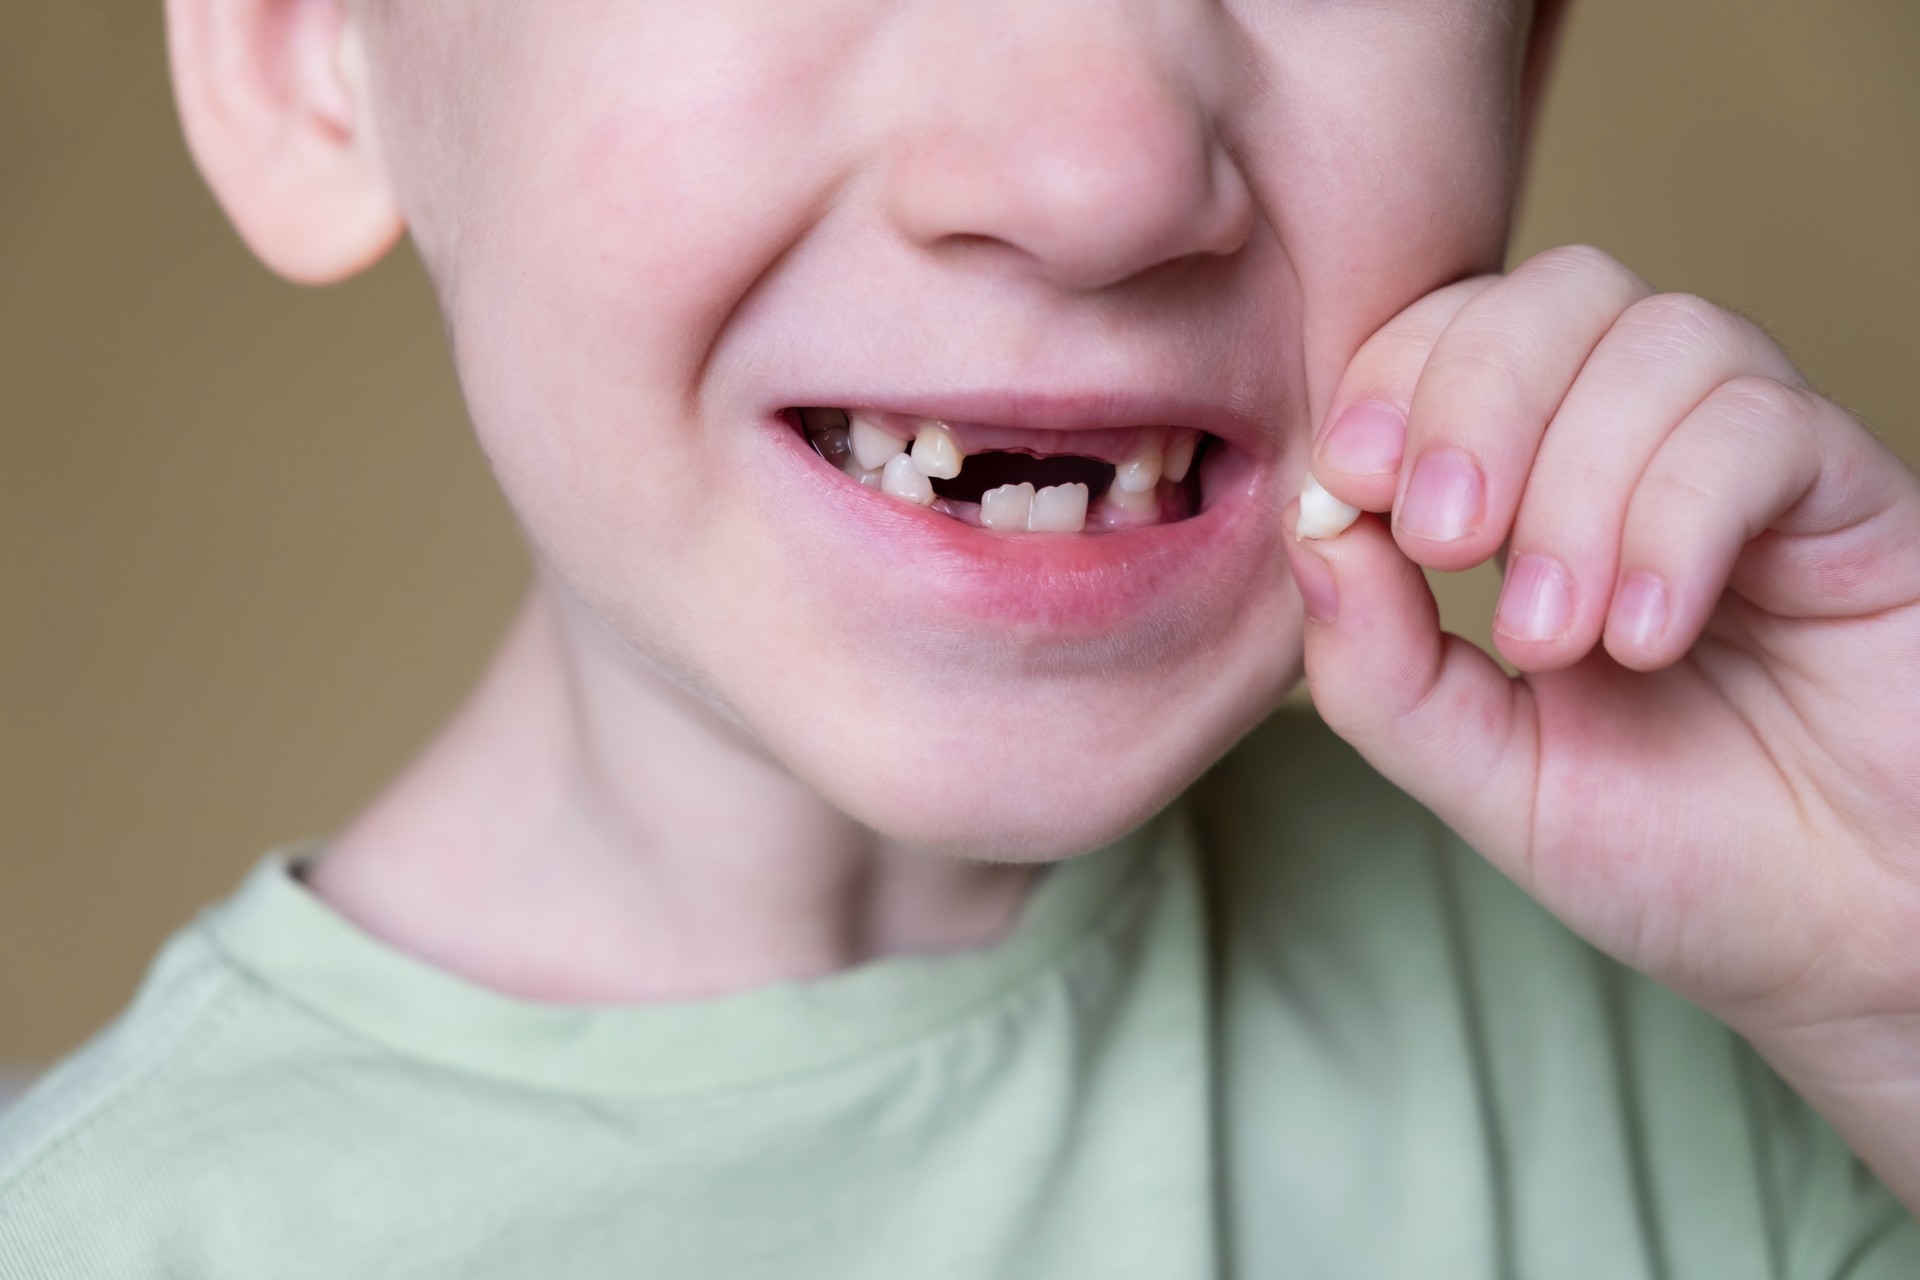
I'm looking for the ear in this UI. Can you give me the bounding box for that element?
[1518,0,1573,160]
[166,0,403,284]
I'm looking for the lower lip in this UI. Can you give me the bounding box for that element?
[757,417,1281,634]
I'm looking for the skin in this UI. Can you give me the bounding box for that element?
[168,0,1920,1210]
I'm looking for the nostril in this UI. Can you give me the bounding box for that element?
[884,72,1256,292]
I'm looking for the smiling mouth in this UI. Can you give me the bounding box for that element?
[786,408,1213,534]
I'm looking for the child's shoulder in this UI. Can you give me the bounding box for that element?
[0,924,233,1178]
[0,895,315,1276]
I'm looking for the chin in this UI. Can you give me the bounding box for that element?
[770,635,1301,863]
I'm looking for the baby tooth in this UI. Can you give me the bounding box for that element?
[881,453,935,505]
[1113,429,1165,494]
[911,422,963,480]
[1028,482,1089,534]
[850,413,908,471]
[980,482,1036,531]
[1296,472,1360,540]
[839,450,882,485]
[1162,429,1199,483]
[1101,483,1158,519]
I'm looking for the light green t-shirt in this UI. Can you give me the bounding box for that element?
[3,712,1916,1278]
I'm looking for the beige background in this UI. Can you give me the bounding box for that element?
[2,1,1916,1071]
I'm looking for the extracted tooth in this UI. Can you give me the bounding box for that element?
[881,453,934,505]
[1163,429,1199,483]
[910,421,963,480]
[850,413,909,471]
[980,482,1035,531]
[1296,472,1361,540]
[1028,482,1089,533]
[1113,429,1165,494]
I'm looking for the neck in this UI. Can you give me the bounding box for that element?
[305,580,1040,1004]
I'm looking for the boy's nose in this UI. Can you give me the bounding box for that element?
[881,6,1256,293]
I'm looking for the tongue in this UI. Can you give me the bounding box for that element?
[931,452,1114,505]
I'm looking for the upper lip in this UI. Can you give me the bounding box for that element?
[771,388,1277,457]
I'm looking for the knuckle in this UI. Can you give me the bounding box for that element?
[1419,343,1535,419]
[1524,244,1646,299]
[1358,277,1502,371]
[1618,293,1748,361]
[1711,374,1807,430]
[1638,460,1725,515]
[1530,243,1616,275]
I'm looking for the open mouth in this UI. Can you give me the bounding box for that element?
[762,397,1281,633]
[785,408,1213,535]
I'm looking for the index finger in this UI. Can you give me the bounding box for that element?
[1311,276,1499,513]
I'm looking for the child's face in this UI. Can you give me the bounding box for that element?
[361,0,1526,859]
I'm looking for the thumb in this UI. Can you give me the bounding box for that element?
[1281,496,1539,871]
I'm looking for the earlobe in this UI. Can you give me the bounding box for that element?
[166,0,403,285]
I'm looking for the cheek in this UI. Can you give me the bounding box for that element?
[1235,10,1521,423]
[421,12,863,605]
[460,9,860,379]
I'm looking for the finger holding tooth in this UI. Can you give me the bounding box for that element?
[1295,472,1361,541]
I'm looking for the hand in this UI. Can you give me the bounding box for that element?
[1280,247,1920,1119]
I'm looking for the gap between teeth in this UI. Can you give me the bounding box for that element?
[808,410,1199,535]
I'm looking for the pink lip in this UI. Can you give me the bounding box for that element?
[758,408,1283,633]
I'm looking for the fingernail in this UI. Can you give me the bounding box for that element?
[1283,527,1339,623]
[1397,449,1484,543]
[1317,401,1406,476]
[1494,553,1574,643]
[1613,571,1668,650]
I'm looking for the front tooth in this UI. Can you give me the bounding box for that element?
[1162,429,1199,483]
[850,413,909,471]
[910,421,963,480]
[1296,472,1360,540]
[1028,482,1089,533]
[881,454,935,505]
[980,482,1035,531]
[1113,429,1165,494]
